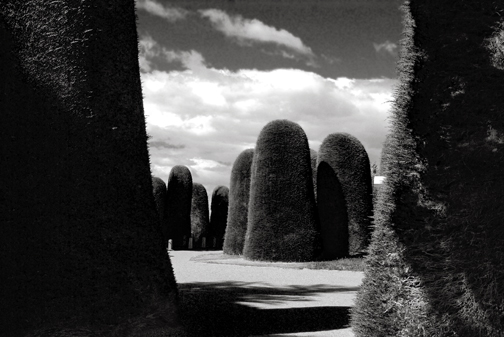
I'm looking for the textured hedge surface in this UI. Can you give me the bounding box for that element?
[317,133,373,256]
[352,1,504,336]
[190,183,210,249]
[209,186,229,250]
[223,148,254,255]
[316,161,349,259]
[166,165,193,250]
[152,176,168,244]
[243,120,319,262]
[0,2,181,336]
[310,148,318,199]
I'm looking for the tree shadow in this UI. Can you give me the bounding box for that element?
[178,281,357,336]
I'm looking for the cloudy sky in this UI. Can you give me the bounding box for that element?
[136,0,403,198]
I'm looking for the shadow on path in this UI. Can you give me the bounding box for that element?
[178,281,357,336]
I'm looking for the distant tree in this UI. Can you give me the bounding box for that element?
[352,1,504,336]
[209,186,229,250]
[0,1,181,336]
[191,183,210,249]
[152,176,167,243]
[166,165,192,250]
[243,120,319,262]
[223,149,254,255]
[317,133,373,256]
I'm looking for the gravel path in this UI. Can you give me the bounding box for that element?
[170,251,364,337]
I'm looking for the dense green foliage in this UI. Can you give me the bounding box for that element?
[0,2,180,336]
[166,165,193,250]
[152,176,168,244]
[317,133,373,256]
[316,161,349,259]
[190,182,210,249]
[352,1,504,336]
[243,120,319,262]
[310,148,318,198]
[209,186,229,250]
[223,148,254,255]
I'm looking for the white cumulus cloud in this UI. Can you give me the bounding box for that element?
[199,9,315,61]
[136,0,189,22]
[373,40,398,57]
[141,39,396,197]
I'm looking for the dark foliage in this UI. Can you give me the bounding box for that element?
[243,119,319,262]
[223,149,254,255]
[316,162,349,259]
[0,2,180,336]
[352,1,504,336]
[310,148,318,199]
[152,176,167,245]
[166,165,193,250]
[317,133,373,256]
[209,186,229,250]
[190,182,210,249]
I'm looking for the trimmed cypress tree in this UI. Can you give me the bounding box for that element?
[152,176,168,245]
[190,182,210,250]
[166,165,192,250]
[317,133,373,256]
[0,2,181,336]
[223,148,254,255]
[209,186,229,250]
[310,148,318,199]
[243,119,319,262]
[316,161,349,259]
[352,1,504,336]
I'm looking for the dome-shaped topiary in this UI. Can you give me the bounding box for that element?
[152,176,167,244]
[316,161,349,259]
[166,165,193,250]
[223,148,254,255]
[310,148,318,199]
[317,133,373,256]
[243,119,319,262]
[190,182,210,249]
[209,186,229,250]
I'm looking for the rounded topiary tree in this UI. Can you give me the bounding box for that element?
[166,165,192,250]
[152,176,167,243]
[317,133,373,257]
[316,161,349,259]
[190,182,210,250]
[243,119,319,262]
[223,148,254,255]
[209,186,229,250]
[310,148,318,199]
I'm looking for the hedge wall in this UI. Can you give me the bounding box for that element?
[243,120,319,262]
[190,182,210,249]
[317,133,373,256]
[310,148,318,199]
[352,1,504,336]
[0,2,181,336]
[209,186,229,250]
[166,165,193,250]
[223,148,254,255]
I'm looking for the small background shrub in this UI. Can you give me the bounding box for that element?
[166,165,193,250]
[190,182,210,250]
[209,186,229,250]
[152,176,168,245]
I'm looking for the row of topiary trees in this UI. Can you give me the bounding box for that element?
[152,167,229,251]
[223,119,374,262]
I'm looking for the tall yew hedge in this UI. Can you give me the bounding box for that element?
[190,182,210,249]
[352,1,504,336]
[209,186,229,250]
[152,176,167,244]
[166,165,193,250]
[223,148,254,255]
[0,2,181,336]
[317,133,373,256]
[243,120,319,262]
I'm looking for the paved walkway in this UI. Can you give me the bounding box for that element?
[170,251,364,337]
